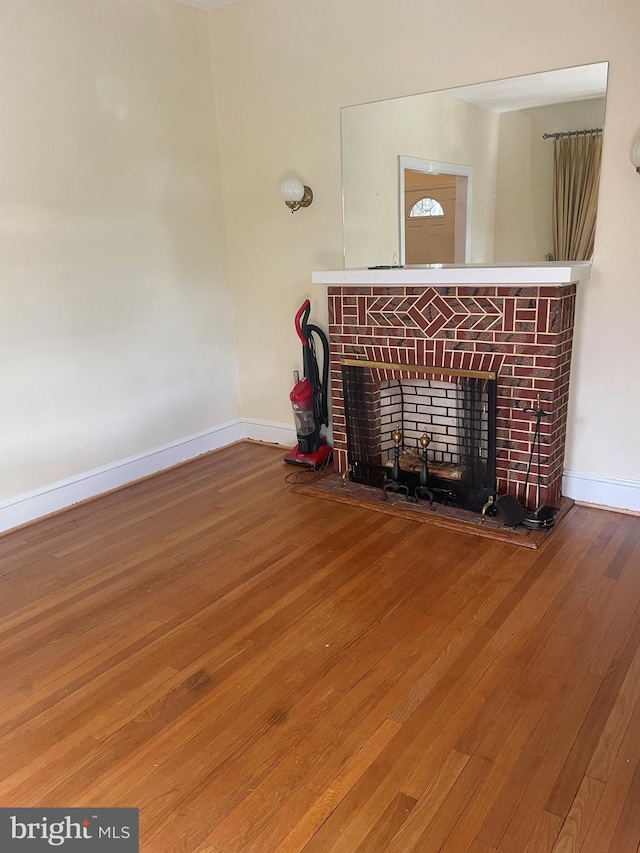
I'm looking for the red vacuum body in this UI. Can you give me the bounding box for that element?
[284,300,333,469]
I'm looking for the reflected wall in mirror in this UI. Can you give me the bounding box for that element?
[341,63,608,269]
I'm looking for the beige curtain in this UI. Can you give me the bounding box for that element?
[552,133,602,261]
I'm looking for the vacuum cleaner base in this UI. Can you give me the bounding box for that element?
[284,443,333,470]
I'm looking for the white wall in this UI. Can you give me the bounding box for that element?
[209,0,640,502]
[342,93,500,267]
[0,0,240,503]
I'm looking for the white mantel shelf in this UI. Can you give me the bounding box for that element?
[312,262,592,287]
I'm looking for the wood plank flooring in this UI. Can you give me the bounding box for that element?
[1,441,639,852]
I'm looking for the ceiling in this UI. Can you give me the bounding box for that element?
[173,0,244,10]
[446,63,608,113]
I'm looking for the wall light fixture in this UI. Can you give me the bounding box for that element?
[631,137,640,173]
[281,178,313,212]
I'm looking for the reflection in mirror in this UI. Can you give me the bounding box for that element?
[400,156,472,265]
[341,63,608,269]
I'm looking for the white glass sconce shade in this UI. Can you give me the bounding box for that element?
[281,178,305,202]
[280,178,313,212]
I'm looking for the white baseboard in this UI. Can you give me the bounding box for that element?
[1,422,637,535]
[0,420,245,535]
[242,418,297,447]
[563,469,640,513]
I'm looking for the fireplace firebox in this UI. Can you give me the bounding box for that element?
[341,359,497,512]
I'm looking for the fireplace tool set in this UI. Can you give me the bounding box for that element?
[520,401,556,529]
[494,399,556,530]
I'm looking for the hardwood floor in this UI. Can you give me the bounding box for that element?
[1,441,639,852]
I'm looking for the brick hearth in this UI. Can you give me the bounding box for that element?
[327,283,577,509]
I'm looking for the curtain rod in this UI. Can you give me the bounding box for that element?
[542,128,603,140]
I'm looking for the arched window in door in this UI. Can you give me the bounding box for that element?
[409,197,445,217]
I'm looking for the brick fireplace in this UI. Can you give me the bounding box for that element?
[315,266,588,510]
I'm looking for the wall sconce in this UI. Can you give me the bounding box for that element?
[631,137,640,174]
[281,178,313,212]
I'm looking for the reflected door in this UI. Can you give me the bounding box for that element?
[401,163,470,265]
[404,172,457,264]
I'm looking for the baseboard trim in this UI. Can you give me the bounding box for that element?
[562,469,640,513]
[1,426,637,535]
[242,418,297,447]
[0,420,245,535]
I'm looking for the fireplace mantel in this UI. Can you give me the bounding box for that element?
[312,262,591,287]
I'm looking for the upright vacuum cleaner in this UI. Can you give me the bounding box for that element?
[284,300,333,470]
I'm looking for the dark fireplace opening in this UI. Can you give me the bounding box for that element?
[341,360,497,512]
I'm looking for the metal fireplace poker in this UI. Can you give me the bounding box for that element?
[520,400,556,530]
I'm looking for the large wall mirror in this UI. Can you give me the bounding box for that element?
[341,62,608,269]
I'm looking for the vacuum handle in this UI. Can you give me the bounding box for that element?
[295,300,311,344]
